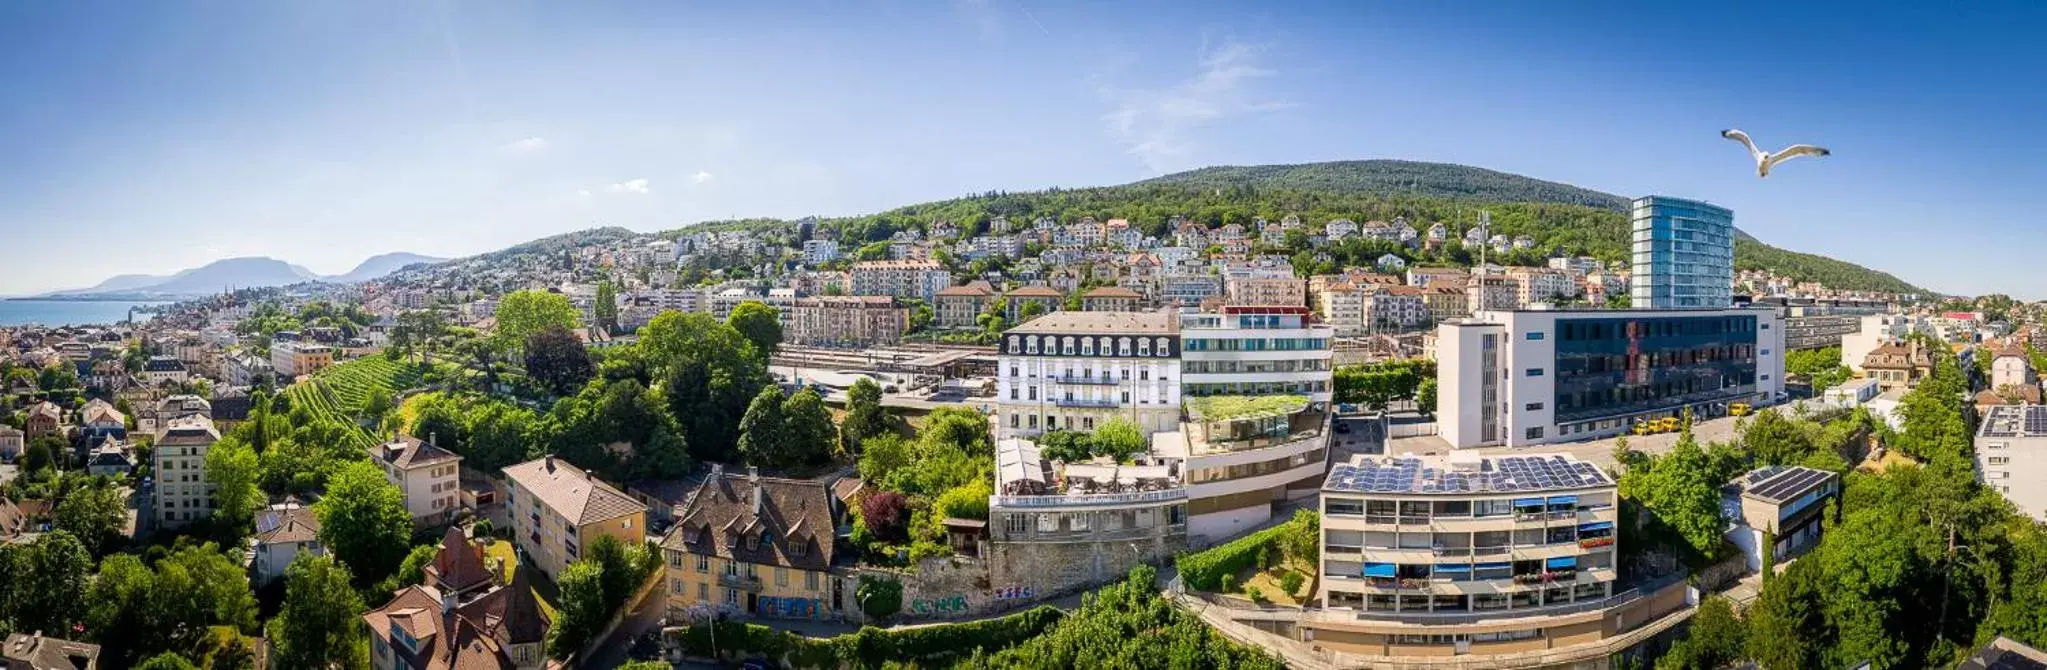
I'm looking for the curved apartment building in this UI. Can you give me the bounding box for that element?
[1303,453,1684,658]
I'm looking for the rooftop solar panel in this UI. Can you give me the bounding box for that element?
[1324,455,1611,494]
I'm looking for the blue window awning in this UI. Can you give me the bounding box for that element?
[1546,556,1578,569]
[1546,495,1578,506]
[1433,563,1472,573]
[1474,562,1512,570]
[1578,521,1614,532]
[1363,563,1397,578]
[1512,498,1545,507]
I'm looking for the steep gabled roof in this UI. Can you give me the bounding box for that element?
[663,473,835,572]
[502,457,646,526]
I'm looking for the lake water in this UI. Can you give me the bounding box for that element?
[0,300,168,327]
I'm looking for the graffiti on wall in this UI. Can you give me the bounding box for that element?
[756,596,825,620]
[909,594,970,616]
[991,585,1036,601]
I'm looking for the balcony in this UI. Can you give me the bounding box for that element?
[1511,570,1577,585]
[1055,397,1120,409]
[994,487,1187,507]
[718,573,764,592]
[1579,537,1615,550]
[1055,375,1120,386]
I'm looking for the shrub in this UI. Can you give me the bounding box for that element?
[1220,574,1238,593]
[857,575,904,619]
[1280,571,1306,598]
[670,606,1064,669]
[862,491,910,543]
[1256,546,1271,570]
[1175,512,1318,591]
[1245,586,1265,603]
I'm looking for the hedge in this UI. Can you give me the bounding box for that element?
[1175,514,1314,591]
[671,605,1065,669]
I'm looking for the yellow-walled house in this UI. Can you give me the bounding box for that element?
[661,467,840,620]
[502,456,647,581]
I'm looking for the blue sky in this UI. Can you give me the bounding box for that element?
[2,1,2042,297]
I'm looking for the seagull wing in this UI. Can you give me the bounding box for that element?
[1760,144,1831,172]
[1722,129,1765,161]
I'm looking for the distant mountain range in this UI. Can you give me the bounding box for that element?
[37,252,445,299]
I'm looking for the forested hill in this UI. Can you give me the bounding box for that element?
[683,159,1925,295]
[1135,160,1631,211]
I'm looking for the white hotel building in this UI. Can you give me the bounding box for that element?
[997,311,1183,438]
[1436,307,1783,448]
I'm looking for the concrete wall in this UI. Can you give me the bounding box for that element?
[989,531,1185,600]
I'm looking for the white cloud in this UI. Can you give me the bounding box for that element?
[499,137,549,154]
[576,188,592,197]
[607,178,650,194]
[1099,41,1293,173]
[692,171,714,184]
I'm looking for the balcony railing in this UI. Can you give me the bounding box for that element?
[1511,570,1578,585]
[1579,537,1616,549]
[717,573,764,591]
[1055,398,1120,408]
[994,488,1188,507]
[1321,573,1682,626]
[1054,375,1120,386]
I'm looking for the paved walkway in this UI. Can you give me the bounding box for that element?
[583,575,670,669]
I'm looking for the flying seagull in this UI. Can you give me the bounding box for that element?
[1722,129,1830,178]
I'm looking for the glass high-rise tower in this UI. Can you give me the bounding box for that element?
[1630,196,1734,309]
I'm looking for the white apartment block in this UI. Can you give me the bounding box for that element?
[155,415,221,528]
[1317,283,1368,337]
[997,311,1183,438]
[369,436,465,526]
[1977,405,2047,521]
[802,239,840,265]
[1437,307,1784,448]
[1466,274,1520,313]
[1363,286,1430,332]
[1509,268,1579,305]
[850,260,952,303]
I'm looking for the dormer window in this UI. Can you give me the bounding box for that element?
[790,537,808,557]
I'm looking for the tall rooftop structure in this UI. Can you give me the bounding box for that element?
[1630,196,1734,310]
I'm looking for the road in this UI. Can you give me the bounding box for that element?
[582,575,670,669]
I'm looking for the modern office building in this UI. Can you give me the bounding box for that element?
[1629,196,1734,310]
[997,310,1183,437]
[1304,453,1675,657]
[1436,307,1784,448]
[1721,466,1838,572]
[1976,405,2047,521]
[1177,306,1334,402]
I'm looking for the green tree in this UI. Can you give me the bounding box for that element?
[1417,377,1438,416]
[16,530,92,640]
[1091,416,1146,461]
[856,433,912,485]
[21,435,53,472]
[1742,409,1816,466]
[857,575,904,619]
[267,555,369,670]
[1747,557,1827,670]
[1618,428,1725,561]
[206,436,265,531]
[548,561,607,659]
[465,401,539,471]
[727,301,784,356]
[840,377,891,454]
[1657,597,1746,670]
[54,481,127,556]
[394,544,440,587]
[86,544,259,666]
[493,290,580,354]
[643,311,769,462]
[594,280,619,332]
[736,386,789,468]
[137,653,200,670]
[780,388,837,467]
[525,324,596,395]
[314,461,413,586]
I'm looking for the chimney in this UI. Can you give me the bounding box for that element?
[711,462,724,479]
[748,465,759,483]
[442,589,454,614]
[544,455,555,471]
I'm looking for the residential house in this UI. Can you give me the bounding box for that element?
[1509,267,1579,305]
[1316,282,1366,337]
[24,402,61,440]
[363,528,550,670]
[660,467,839,620]
[1003,286,1062,323]
[85,440,134,477]
[934,281,998,329]
[370,436,465,527]
[142,356,189,385]
[1363,285,1431,332]
[78,399,125,442]
[1066,217,1105,247]
[0,426,21,462]
[1466,273,1521,313]
[1225,276,1306,307]
[1373,254,1408,273]
[251,500,324,584]
[1422,286,1469,323]
[1173,220,1209,249]
[1324,219,1358,241]
[802,239,840,265]
[502,456,648,580]
[1,633,100,670]
[1080,286,1142,312]
[1406,266,1469,289]
[786,296,908,348]
[271,340,334,378]
[1992,341,2037,391]
[1864,340,1932,390]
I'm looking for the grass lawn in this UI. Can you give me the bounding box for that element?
[1232,560,1318,607]
[485,539,561,622]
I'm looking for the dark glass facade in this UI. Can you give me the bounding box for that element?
[1551,314,1759,422]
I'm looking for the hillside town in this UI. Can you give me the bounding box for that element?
[5,188,2043,670]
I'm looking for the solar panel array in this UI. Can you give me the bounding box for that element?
[1325,455,1611,494]
[254,511,281,535]
[1979,405,2047,437]
[1745,467,1834,504]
